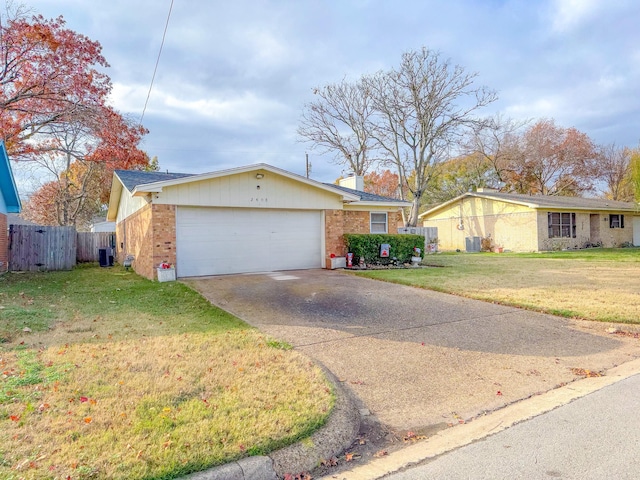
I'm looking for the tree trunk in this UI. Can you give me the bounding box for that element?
[406,196,422,227]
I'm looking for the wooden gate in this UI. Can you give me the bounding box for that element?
[8,225,77,271]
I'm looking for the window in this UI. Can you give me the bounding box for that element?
[609,214,624,228]
[370,212,388,233]
[548,212,576,238]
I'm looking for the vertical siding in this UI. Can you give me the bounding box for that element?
[422,198,538,252]
[154,171,344,209]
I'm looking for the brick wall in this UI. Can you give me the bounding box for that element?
[119,204,400,276]
[115,204,177,280]
[325,209,401,266]
[150,204,176,273]
[0,213,7,273]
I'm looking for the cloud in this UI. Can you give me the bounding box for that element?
[111,82,288,127]
[17,0,640,184]
[550,0,602,33]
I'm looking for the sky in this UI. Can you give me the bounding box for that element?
[13,0,640,189]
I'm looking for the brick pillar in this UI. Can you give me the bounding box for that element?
[151,204,176,277]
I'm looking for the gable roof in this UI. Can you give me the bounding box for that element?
[114,164,362,199]
[419,191,639,218]
[0,141,21,213]
[108,163,410,221]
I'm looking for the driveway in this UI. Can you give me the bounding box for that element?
[185,269,639,433]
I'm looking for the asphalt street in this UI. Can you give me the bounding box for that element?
[382,373,640,480]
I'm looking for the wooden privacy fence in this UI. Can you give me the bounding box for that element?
[77,232,116,262]
[8,225,115,271]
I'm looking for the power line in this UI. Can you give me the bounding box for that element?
[139,0,174,125]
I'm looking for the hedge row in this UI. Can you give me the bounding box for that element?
[344,234,424,264]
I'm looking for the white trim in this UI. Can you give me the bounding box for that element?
[370,211,388,233]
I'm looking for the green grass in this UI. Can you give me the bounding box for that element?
[0,265,333,480]
[356,248,640,323]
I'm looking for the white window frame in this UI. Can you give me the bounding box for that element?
[609,214,624,228]
[370,212,388,233]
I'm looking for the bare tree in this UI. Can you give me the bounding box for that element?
[298,78,376,175]
[467,114,528,189]
[365,48,497,225]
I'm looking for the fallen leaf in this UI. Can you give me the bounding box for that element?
[571,367,603,378]
[373,450,388,457]
[320,457,338,467]
[84,417,92,423]
[79,396,88,403]
[497,391,503,396]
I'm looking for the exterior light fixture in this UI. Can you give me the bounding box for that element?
[256,173,264,179]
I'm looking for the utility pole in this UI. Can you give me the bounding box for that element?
[305,153,311,178]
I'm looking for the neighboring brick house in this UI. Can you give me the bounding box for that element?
[0,142,22,273]
[420,190,640,252]
[106,164,409,280]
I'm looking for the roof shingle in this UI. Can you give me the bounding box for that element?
[325,183,407,203]
[115,170,195,191]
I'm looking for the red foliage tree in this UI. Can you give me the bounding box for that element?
[501,119,597,196]
[0,14,111,158]
[1,12,150,227]
[364,170,401,198]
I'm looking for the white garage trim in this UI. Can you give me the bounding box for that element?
[176,207,323,277]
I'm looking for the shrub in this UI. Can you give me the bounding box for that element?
[344,234,424,264]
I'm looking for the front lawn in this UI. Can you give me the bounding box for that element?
[355,248,640,324]
[0,265,333,480]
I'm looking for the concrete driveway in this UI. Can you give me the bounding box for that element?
[185,269,639,434]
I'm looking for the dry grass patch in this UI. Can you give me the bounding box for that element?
[0,266,333,480]
[358,249,640,323]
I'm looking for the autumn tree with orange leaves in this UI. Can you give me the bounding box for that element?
[363,170,402,198]
[1,11,150,227]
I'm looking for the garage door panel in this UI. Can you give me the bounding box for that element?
[176,207,322,277]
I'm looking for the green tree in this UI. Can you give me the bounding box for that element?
[631,148,640,202]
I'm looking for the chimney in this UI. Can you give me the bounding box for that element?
[339,173,364,191]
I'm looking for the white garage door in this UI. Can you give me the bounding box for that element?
[176,207,323,277]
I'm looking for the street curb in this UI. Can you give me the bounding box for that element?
[181,368,360,480]
[270,367,361,477]
[320,356,640,479]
